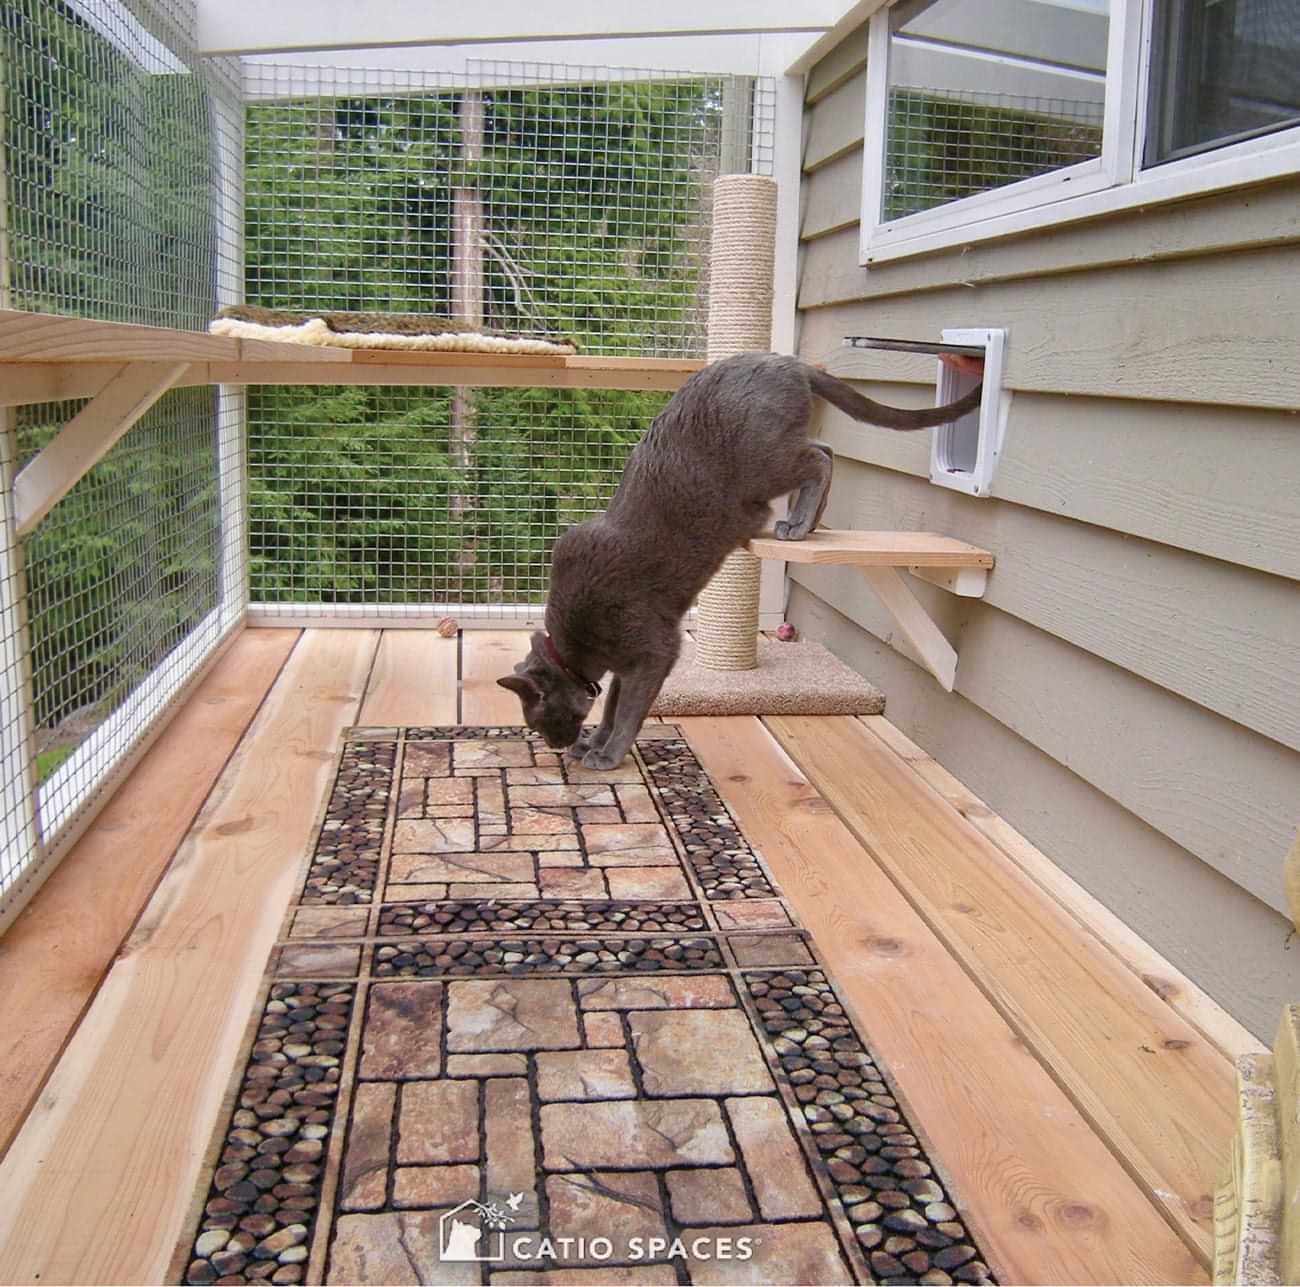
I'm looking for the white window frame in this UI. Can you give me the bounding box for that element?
[859,0,1300,265]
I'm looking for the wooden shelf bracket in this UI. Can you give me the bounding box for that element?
[13,360,187,537]
[747,528,995,691]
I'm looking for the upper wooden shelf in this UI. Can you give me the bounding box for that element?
[0,309,349,365]
[749,529,994,568]
[0,311,705,395]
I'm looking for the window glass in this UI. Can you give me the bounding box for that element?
[881,0,1110,221]
[1145,0,1300,165]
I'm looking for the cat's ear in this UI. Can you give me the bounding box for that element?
[497,674,541,700]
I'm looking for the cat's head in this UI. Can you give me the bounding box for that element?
[495,631,596,749]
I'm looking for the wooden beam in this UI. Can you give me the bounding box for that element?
[909,563,989,596]
[0,629,378,1284]
[1285,829,1300,933]
[766,714,1236,1266]
[1275,1007,1300,1285]
[197,0,835,56]
[0,362,123,408]
[0,309,347,364]
[680,715,1206,1286]
[859,564,959,689]
[1215,1053,1284,1286]
[205,355,700,392]
[13,361,187,536]
[0,628,298,1158]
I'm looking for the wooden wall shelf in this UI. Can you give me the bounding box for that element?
[748,528,996,690]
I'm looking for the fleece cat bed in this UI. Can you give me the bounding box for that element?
[209,304,578,355]
[650,636,885,717]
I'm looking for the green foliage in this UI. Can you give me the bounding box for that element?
[19,391,219,728]
[3,0,214,326]
[2,1,724,754]
[3,3,222,754]
[245,77,717,606]
[36,745,74,783]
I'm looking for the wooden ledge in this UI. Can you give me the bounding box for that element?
[748,529,995,691]
[748,528,993,568]
[0,310,350,365]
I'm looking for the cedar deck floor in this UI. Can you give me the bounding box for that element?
[0,628,1259,1287]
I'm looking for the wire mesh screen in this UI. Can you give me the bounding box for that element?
[2,0,240,325]
[249,384,666,611]
[17,390,227,843]
[241,61,774,354]
[883,87,1104,221]
[242,60,773,617]
[0,0,242,913]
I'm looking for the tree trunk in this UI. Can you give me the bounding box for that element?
[450,91,484,590]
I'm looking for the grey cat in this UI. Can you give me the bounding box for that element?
[497,352,982,768]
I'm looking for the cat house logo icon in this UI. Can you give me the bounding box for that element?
[439,1193,525,1262]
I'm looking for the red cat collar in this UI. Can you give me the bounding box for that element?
[543,635,603,697]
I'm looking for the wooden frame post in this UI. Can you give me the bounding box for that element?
[0,46,42,923]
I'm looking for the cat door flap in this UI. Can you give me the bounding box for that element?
[930,327,1008,498]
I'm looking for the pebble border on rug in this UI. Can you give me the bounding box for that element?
[174,727,995,1287]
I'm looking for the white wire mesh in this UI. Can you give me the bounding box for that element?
[17,390,227,842]
[242,60,775,620]
[881,2,1107,223]
[248,384,666,616]
[883,86,1104,221]
[0,0,243,915]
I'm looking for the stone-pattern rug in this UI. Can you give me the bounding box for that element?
[173,727,996,1287]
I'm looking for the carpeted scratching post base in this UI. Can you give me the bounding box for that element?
[650,637,885,717]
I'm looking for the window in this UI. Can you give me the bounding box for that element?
[881,0,1109,222]
[1146,0,1300,164]
[860,0,1300,263]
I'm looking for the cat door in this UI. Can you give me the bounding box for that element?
[930,327,1008,498]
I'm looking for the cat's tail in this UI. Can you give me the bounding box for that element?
[808,366,983,431]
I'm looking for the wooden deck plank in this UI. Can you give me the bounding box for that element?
[0,629,379,1286]
[462,629,532,724]
[462,629,608,727]
[862,714,1267,1064]
[0,628,299,1160]
[358,629,459,726]
[766,714,1234,1267]
[678,716,1205,1287]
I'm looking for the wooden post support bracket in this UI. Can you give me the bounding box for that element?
[13,360,187,537]
[747,528,995,692]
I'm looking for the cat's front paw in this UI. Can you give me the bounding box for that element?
[774,518,809,541]
[566,735,593,761]
[582,747,626,771]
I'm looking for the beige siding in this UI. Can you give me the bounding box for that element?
[793,23,1300,1037]
[787,582,1300,1039]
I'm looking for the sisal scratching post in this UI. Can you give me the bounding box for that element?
[694,174,778,671]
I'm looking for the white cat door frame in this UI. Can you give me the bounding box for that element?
[930,327,1009,498]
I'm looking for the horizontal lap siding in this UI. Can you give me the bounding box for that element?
[794,34,1300,1036]
[787,581,1300,1040]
